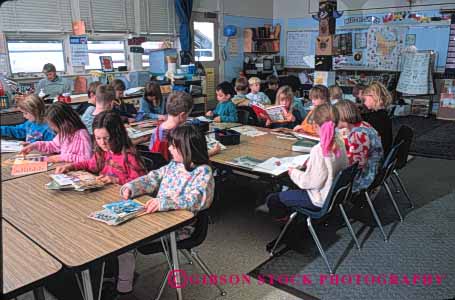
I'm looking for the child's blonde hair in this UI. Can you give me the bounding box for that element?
[329,85,343,101]
[363,81,392,110]
[248,77,261,85]
[235,78,249,94]
[335,100,362,124]
[275,85,294,107]
[313,103,339,126]
[309,85,329,102]
[17,94,46,123]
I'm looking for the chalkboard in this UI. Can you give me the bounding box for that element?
[286,31,317,68]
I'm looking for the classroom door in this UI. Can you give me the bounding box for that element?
[192,11,219,106]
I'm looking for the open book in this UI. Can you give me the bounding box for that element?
[251,104,287,122]
[271,127,320,141]
[1,140,22,153]
[47,171,105,191]
[88,199,145,225]
[252,155,310,176]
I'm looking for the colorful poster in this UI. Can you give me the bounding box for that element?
[367,26,406,71]
[70,36,89,67]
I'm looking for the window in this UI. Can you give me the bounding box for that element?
[85,40,126,70]
[7,40,65,74]
[142,41,173,67]
[193,22,215,62]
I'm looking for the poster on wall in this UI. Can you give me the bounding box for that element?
[70,36,89,67]
[286,31,313,67]
[396,51,434,95]
[367,25,406,71]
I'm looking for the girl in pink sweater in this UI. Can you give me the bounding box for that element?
[21,102,92,163]
[55,111,146,185]
[267,103,348,220]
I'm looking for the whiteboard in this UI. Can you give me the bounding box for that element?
[286,31,317,68]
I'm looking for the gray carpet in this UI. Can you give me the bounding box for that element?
[250,192,455,300]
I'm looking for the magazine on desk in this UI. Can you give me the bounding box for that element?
[46,171,105,191]
[126,127,155,139]
[227,155,309,176]
[88,199,145,225]
[251,104,287,122]
[10,154,49,176]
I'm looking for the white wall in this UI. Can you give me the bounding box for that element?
[273,0,312,19]
[193,0,273,18]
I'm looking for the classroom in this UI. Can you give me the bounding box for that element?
[1,0,455,299]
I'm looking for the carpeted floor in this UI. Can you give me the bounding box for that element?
[393,116,455,160]
[249,190,455,300]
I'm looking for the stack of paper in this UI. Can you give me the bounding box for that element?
[230,126,268,137]
[1,140,22,153]
[126,127,154,139]
[46,171,105,191]
[252,155,310,176]
[88,199,145,225]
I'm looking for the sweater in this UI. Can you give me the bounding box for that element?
[121,161,214,239]
[299,109,318,136]
[289,137,348,207]
[72,151,145,185]
[35,76,72,98]
[361,109,393,155]
[81,106,96,134]
[138,97,166,120]
[342,121,383,192]
[213,100,238,122]
[246,92,271,106]
[33,129,92,163]
[1,120,55,142]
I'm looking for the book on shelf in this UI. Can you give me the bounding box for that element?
[88,199,145,225]
[11,154,48,176]
[251,104,287,122]
[46,171,105,191]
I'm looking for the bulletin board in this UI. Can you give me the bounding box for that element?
[285,30,318,68]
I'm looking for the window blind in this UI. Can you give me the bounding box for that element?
[0,0,72,32]
[80,0,135,33]
[140,0,176,39]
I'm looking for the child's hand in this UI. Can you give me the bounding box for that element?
[293,125,303,132]
[19,141,29,146]
[55,164,73,174]
[208,143,221,157]
[121,187,132,200]
[145,198,160,213]
[47,155,61,163]
[158,115,167,121]
[20,143,34,155]
[206,110,213,117]
[213,116,221,122]
[265,119,272,127]
[285,112,295,122]
[96,175,118,184]
[288,167,295,176]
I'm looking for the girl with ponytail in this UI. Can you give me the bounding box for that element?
[266,103,348,220]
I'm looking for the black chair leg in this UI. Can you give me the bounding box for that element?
[307,217,333,274]
[364,191,388,242]
[393,170,414,208]
[269,211,298,256]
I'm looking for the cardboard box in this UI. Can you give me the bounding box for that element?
[316,35,334,56]
[315,55,333,71]
[319,17,336,36]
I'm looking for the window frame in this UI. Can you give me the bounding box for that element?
[7,39,66,75]
[85,39,127,71]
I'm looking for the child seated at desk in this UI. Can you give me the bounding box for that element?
[117,124,214,295]
[266,85,304,129]
[266,103,348,221]
[264,75,279,103]
[81,84,115,134]
[293,85,329,137]
[232,77,250,106]
[206,81,238,123]
[137,81,166,121]
[246,77,271,106]
[329,85,343,105]
[111,79,137,124]
[21,102,92,163]
[335,100,383,192]
[1,94,55,142]
[55,111,146,184]
[76,81,101,115]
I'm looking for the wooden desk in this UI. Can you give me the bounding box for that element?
[1,153,60,182]
[3,220,62,299]
[2,172,194,300]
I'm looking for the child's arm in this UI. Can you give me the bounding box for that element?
[120,165,166,198]
[289,146,328,190]
[71,154,99,173]
[42,126,56,141]
[32,135,61,154]
[158,165,214,212]
[1,122,28,140]
[59,130,92,163]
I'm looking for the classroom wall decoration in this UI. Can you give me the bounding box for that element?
[367,25,406,71]
[286,31,314,67]
[396,51,434,95]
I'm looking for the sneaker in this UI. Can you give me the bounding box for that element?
[255,203,269,214]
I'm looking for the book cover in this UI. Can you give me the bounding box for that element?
[11,155,48,176]
[251,104,287,122]
[89,199,145,225]
[48,171,105,191]
[292,138,319,153]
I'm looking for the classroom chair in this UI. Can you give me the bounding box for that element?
[237,106,260,126]
[237,109,250,125]
[355,141,404,242]
[138,210,226,299]
[391,125,415,208]
[136,145,168,171]
[269,163,360,274]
